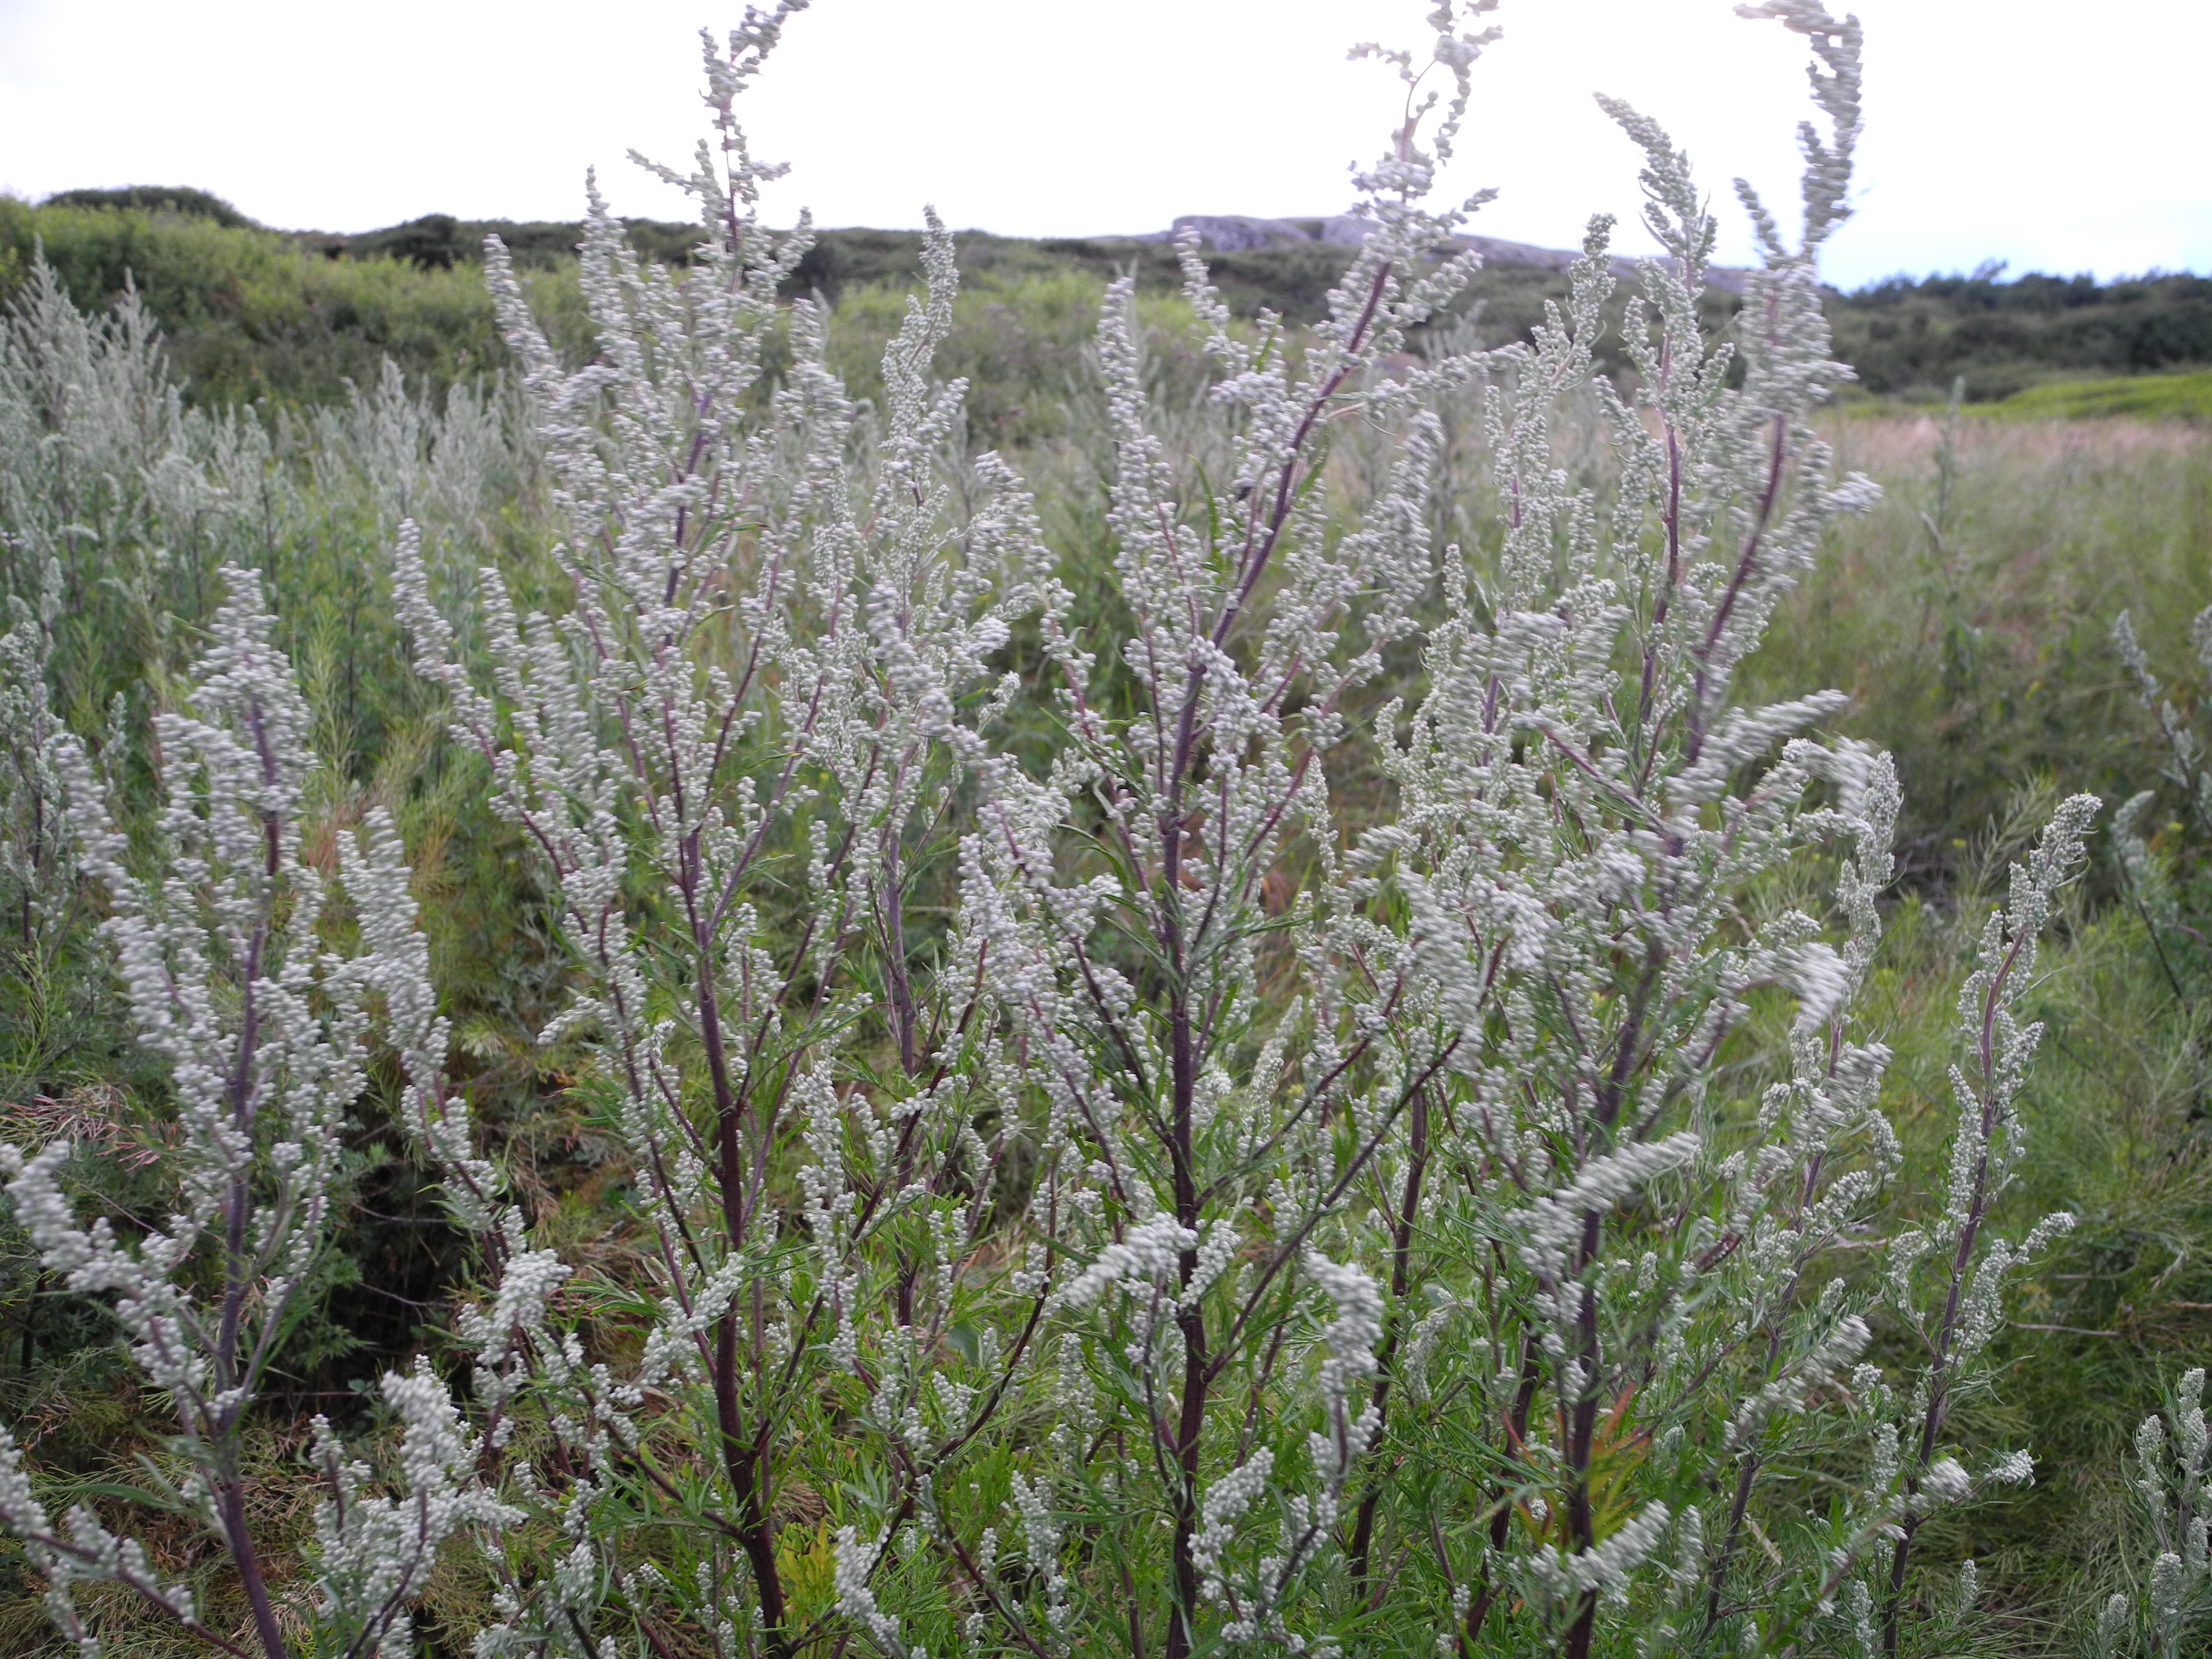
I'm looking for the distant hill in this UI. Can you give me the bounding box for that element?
[3,186,2207,410]
[1834,264,2212,401]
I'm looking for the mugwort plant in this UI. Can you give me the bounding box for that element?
[0,2,2168,1657]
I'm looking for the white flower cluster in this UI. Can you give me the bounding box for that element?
[310,1361,524,1658]
[1304,1251,1385,1487]
[833,1526,918,1659]
[1057,1215,1199,1311]
[2105,1368,2212,1658]
[0,566,534,1657]
[1529,1503,1674,1599]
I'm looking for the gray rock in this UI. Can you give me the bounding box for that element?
[1316,215,1379,247]
[1151,215,1318,251]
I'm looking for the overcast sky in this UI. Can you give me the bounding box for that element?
[1,0,2204,290]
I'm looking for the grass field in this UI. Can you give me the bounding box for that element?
[1989,369,2212,421]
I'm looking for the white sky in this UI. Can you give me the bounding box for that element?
[1,0,2204,290]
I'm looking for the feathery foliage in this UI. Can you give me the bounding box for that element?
[0,6,2204,1659]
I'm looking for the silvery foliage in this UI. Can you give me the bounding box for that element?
[2088,1368,2212,1659]
[0,5,2123,1659]
[391,5,1065,1655]
[0,552,70,986]
[0,567,513,1658]
[0,260,190,735]
[2100,618,2212,1658]
[0,260,184,599]
[0,260,531,1652]
[1114,3,2068,1653]
[381,4,2104,1659]
[2111,606,2212,959]
[967,4,2093,1655]
[1860,794,2093,1654]
[958,4,1515,1649]
[0,252,529,724]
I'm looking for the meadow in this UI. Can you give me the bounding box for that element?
[3,9,2212,1657]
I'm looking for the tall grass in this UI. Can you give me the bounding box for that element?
[1751,415,2212,885]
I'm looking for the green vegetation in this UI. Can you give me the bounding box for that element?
[2,309,2208,1659]
[38,185,260,229]
[0,196,525,406]
[1988,369,2212,421]
[1749,415,2212,869]
[1832,267,2212,402]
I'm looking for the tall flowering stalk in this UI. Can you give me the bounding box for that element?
[393,7,1065,1655]
[1244,3,1914,1651]
[951,7,1512,1652]
[0,568,508,1659]
[384,4,2109,1657]
[1871,796,2094,1653]
[0,555,74,1064]
[0,261,182,646]
[2102,1367,2212,1659]
[2110,606,2212,997]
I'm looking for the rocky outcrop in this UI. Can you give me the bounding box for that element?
[1128,214,1382,252]
[1130,215,1305,251]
